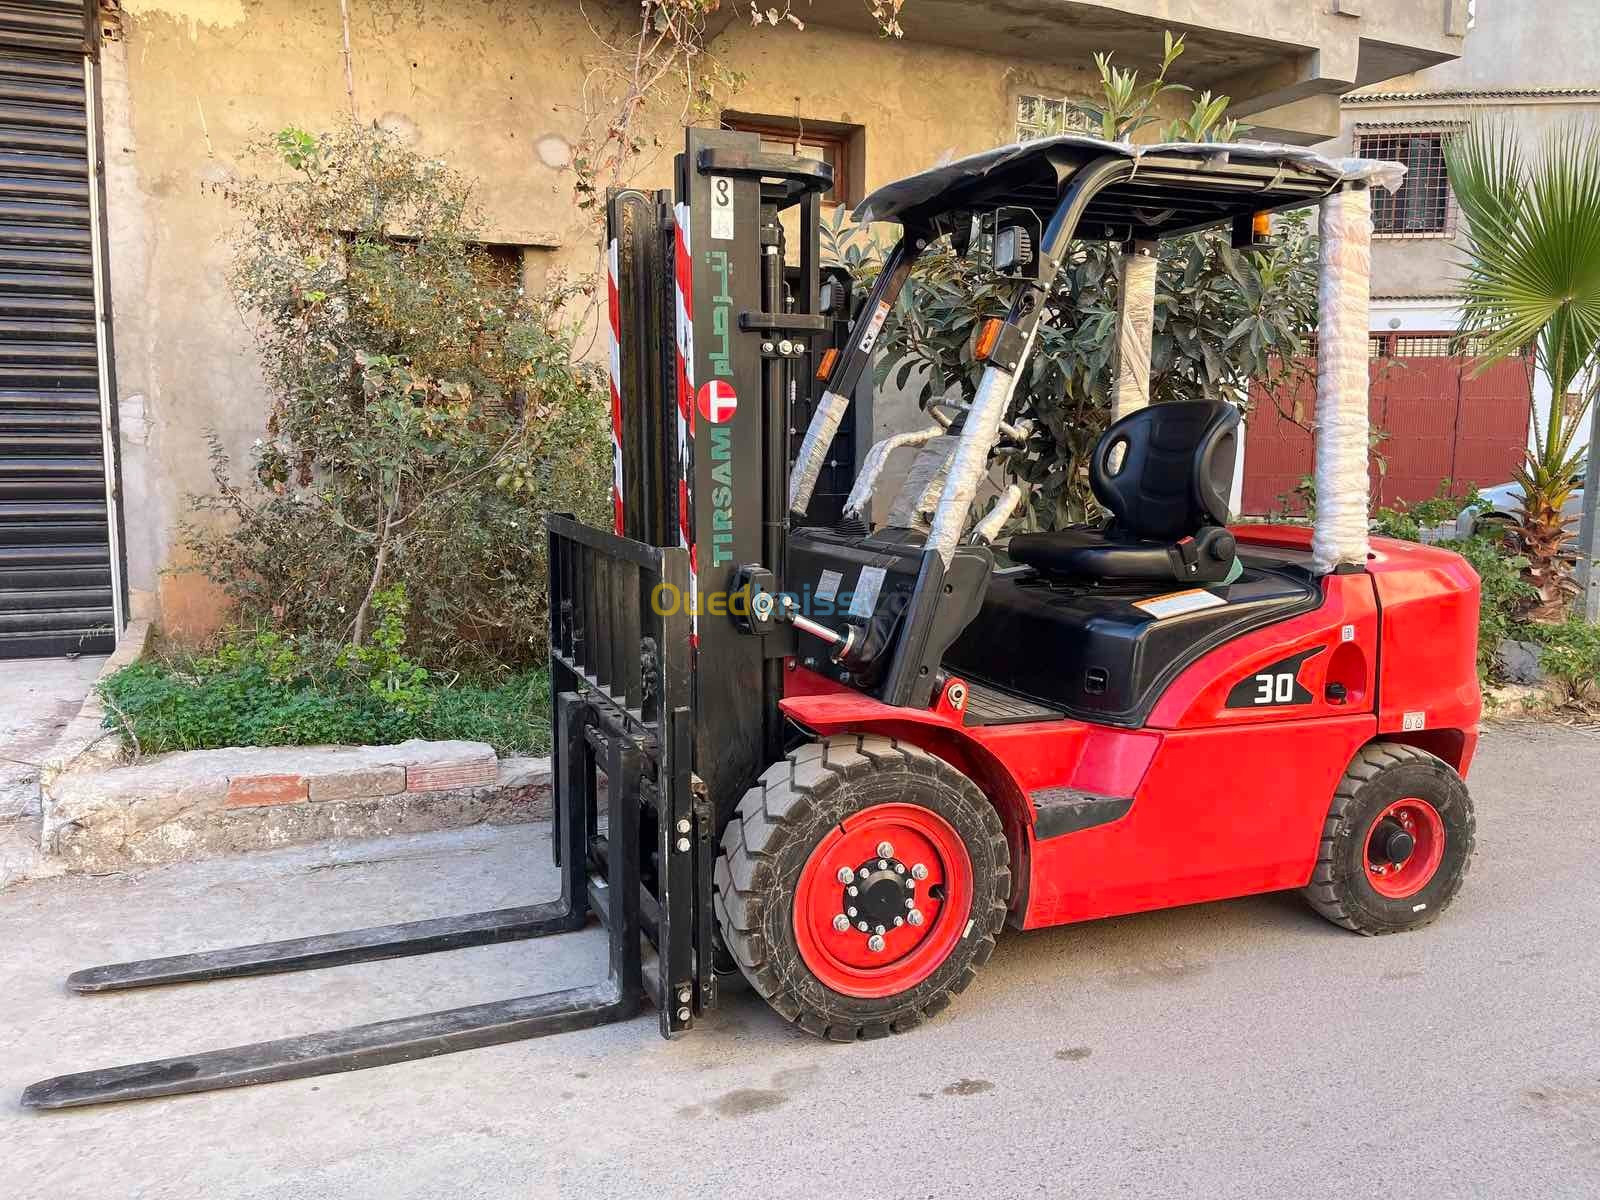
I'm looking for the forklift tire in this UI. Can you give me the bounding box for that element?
[1303,741,1475,936]
[714,735,1009,1041]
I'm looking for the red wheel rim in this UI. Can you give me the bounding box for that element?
[1363,797,1446,899]
[793,802,974,999]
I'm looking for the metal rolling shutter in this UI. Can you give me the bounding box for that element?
[0,1,116,658]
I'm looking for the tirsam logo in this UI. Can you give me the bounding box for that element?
[696,380,738,425]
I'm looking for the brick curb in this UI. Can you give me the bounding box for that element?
[40,741,552,874]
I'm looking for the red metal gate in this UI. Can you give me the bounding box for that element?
[1241,333,1533,515]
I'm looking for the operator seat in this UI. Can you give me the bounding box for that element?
[1008,399,1240,585]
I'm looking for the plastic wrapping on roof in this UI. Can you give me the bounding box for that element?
[853,135,1407,225]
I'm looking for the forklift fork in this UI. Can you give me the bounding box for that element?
[23,522,698,1110]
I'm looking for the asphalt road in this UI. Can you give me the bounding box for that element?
[3,721,1597,1199]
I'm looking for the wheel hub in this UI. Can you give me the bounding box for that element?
[842,854,916,938]
[1363,798,1446,900]
[1368,818,1416,866]
[794,803,972,998]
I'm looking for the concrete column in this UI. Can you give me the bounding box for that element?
[1311,185,1372,576]
[1110,243,1157,422]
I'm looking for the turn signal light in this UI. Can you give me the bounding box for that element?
[974,318,1004,361]
[1252,211,1273,239]
[815,347,839,380]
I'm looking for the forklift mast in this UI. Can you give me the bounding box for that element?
[606,129,836,815]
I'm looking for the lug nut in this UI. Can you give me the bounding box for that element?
[676,818,691,834]
[874,924,885,935]
[678,985,692,1003]
[895,863,905,874]
[676,837,691,852]
[905,898,916,909]
[867,934,886,953]
[847,906,858,917]
[908,908,925,926]
[778,339,795,354]
[911,863,929,880]
[857,921,869,931]
[848,885,858,896]
[762,341,774,353]
[677,1006,692,1021]
[833,914,851,932]
[837,866,854,884]
[894,916,904,927]
[877,841,894,858]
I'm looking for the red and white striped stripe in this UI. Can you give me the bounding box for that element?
[673,203,697,642]
[606,237,625,535]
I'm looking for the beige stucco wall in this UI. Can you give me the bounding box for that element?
[1321,0,1600,302]
[102,0,1131,634]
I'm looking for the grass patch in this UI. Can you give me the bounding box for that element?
[100,625,552,758]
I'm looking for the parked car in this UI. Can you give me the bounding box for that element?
[1454,457,1587,543]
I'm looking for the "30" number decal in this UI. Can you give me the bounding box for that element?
[1224,647,1325,709]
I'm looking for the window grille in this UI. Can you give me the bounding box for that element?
[1357,131,1456,237]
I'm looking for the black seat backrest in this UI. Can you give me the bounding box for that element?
[1090,399,1240,542]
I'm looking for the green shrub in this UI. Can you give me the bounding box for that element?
[1437,534,1535,682]
[1371,482,1484,542]
[1531,619,1600,706]
[182,123,608,674]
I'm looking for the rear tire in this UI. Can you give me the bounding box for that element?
[1303,741,1475,935]
[714,735,1009,1041]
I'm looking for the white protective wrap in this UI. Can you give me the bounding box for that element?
[969,483,1025,545]
[843,425,946,522]
[925,358,1031,564]
[1111,248,1157,421]
[788,388,850,516]
[886,435,959,529]
[1312,186,1373,575]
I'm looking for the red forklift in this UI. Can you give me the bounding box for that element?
[23,130,1480,1106]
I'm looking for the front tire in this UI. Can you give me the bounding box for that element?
[714,735,1009,1041]
[1303,741,1475,935]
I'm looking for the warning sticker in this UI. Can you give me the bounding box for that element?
[1132,588,1228,620]
[848,566,887,619]
[858,300,892,354]
[814,569,842,604]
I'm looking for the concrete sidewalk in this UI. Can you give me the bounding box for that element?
[3,722,1598,1199]
[0,654,107,822]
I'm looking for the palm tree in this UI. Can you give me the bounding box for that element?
[1445,119,1600,620]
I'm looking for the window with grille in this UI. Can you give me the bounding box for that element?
[1015,94,1095,142]
[1357,131,1455,237]
[721,114,861,205]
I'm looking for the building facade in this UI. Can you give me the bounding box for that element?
[0,0,1469,655]
[1277,0,1599,512]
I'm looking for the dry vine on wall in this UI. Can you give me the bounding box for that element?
[572,0,908,208]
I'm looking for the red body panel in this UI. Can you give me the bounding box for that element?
[1367,535,1483,773]
[779,528,1482,933]
[1146,568,1378,730]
